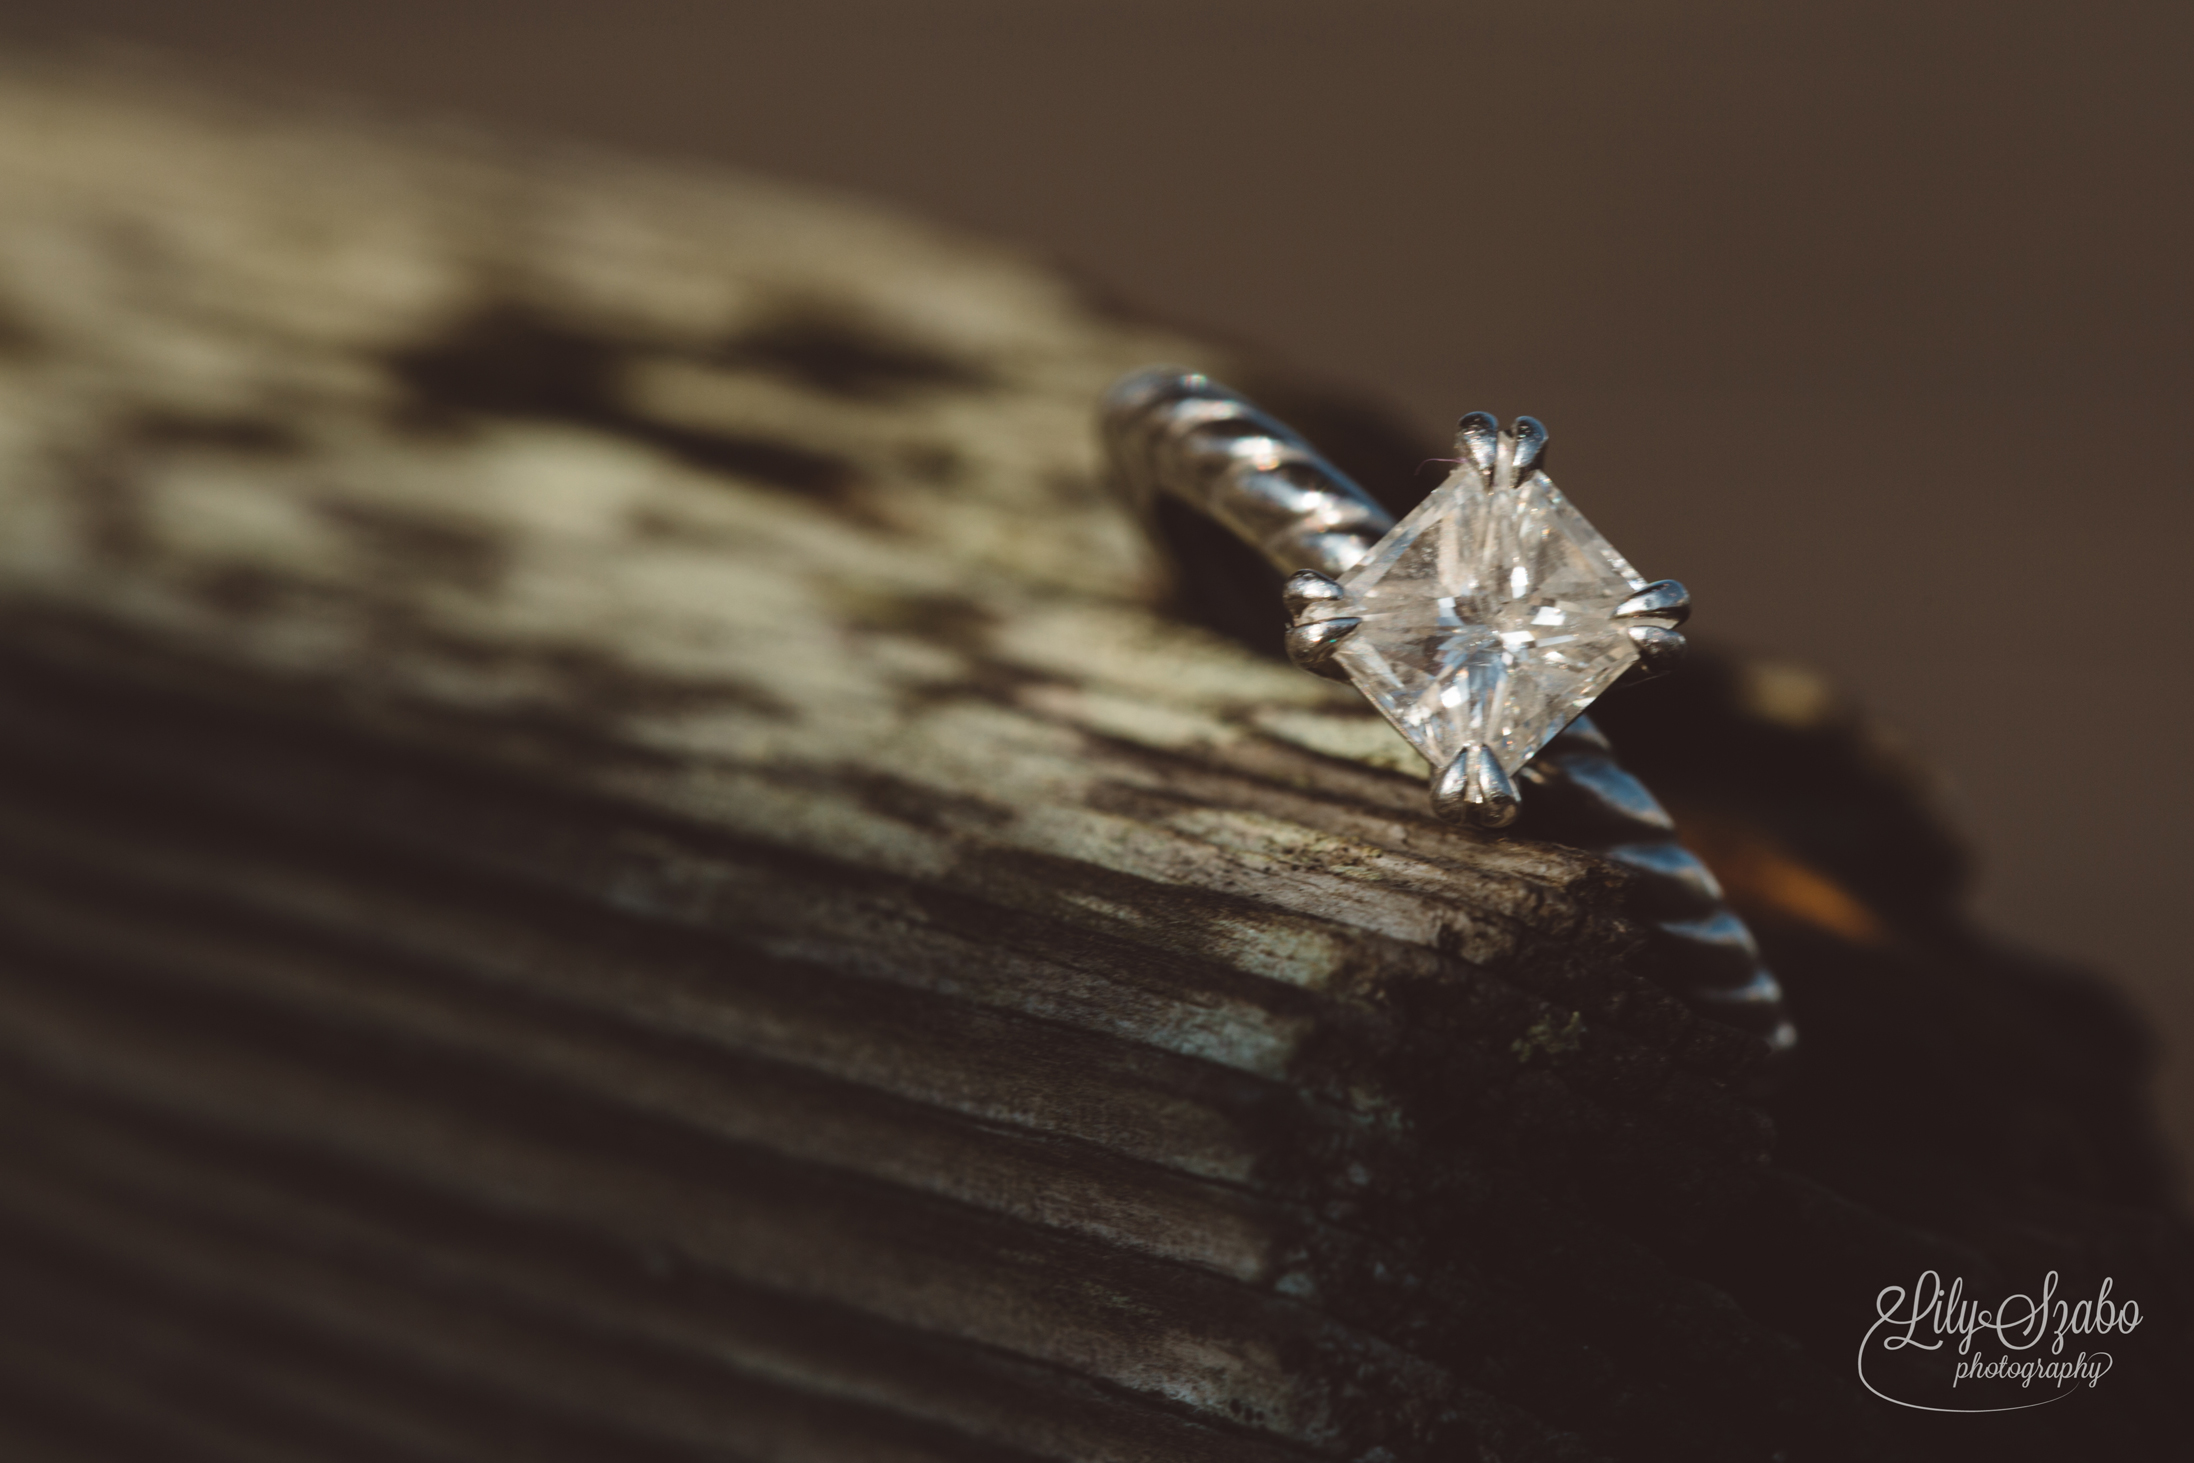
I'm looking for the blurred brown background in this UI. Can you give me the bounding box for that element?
[5,1,2189,1171]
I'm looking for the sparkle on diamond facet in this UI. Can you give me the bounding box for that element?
[1321,456,1648,777]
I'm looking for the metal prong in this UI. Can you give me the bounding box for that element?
[1285,617,1361,680]
[1431,744,1521,828]
[1613,579,1691,627]
[1454,412,1498,476]
[1509,416,1548,474]
[1281,569,1346,621]
[1619,625,1686,683]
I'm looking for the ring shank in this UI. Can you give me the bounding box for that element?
[1101,368,1396,579]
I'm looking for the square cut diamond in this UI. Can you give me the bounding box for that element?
[1323,458,1648,776]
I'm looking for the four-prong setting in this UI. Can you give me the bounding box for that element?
[1612,578,1690,686]
[1618,625,1685,684]
[1284,616,1362,681]
[1275,420,1688,829]
[1281,569,1360,681]
[1282,568,1348,619]
[1432,744,1521,828]
[1614,579,1691,627]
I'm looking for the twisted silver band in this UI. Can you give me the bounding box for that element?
[1101,367,1796,1058]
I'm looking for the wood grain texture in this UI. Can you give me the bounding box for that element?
[0,65,2183,1463]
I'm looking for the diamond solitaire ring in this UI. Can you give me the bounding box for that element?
[1102,368,1795,1057]
[1102,369,1683,827]
[1282,415,1685,829]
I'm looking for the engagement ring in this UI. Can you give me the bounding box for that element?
[1102,368,1794,1056]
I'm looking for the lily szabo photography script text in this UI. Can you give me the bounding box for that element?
[1861,1271,2145,1412]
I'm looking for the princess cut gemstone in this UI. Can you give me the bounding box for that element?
[1323,455,1649,777]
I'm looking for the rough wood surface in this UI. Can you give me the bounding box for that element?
[0,65,2184,1463]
